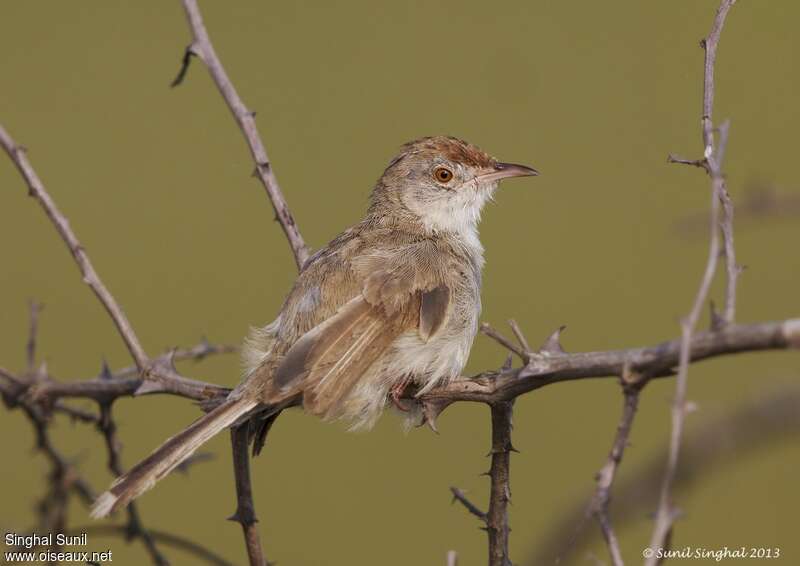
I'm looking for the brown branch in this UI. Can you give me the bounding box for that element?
[486,401,514,566]
[0,126,149,369]
[480,322,527,362]
[173,0,310,270]
[113,340,238,380]
[6,318,797,411]
[589,374,645,566]
[17,340,235,406]
[0,125,232,407]
[648,2,737,560]
[97,401,169,565]
[450,487,487,522]
[1,378,96,509]
[418,319,799,406]
[229,425,269,566]
[530,386,800,566]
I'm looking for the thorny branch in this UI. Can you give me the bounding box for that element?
[168,0,317,560]
[588,372,645,566]
[172,0,310,270]
[1,0,796,565]
[450,487,487,522]
[530,386,800,566]
[229,425,269,566]
[486,401,514,566]
[647,1,738,561]
[0,302,231,563]
[97,398,169,565]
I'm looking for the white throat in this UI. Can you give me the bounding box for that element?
[406,183,494,266]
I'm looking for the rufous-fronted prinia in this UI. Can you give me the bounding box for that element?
[91,136,538,518]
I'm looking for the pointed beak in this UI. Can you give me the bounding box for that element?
[478,162,539,184]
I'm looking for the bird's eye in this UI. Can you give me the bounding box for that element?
[433,167,454,183]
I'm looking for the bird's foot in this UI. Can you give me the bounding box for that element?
[390,377,412,412]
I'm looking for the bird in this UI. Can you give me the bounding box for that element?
[90,136,537,518]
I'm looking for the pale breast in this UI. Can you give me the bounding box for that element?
[383,239,483,394]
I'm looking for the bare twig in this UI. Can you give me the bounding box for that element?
[589,375,645,566]
[530,386,800,566]
[173,0,310,270]
[97,402,169,565]
[480,322,527,362]
[1,378,96,519]
[0,126,149,368]
[0,126,229,406]
[508,319,531,355]
[647,1,738,561]
[450,487,487,522]
[418,319,799,406]
[487,401,514,566]
[229,425,268,566]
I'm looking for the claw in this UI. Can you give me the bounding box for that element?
[390,376,412,412]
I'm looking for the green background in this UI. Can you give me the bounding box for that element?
[1,1,798,565]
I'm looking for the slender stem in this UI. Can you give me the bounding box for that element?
[230,426,268,566]
[450,487,487,522]
[487,401,514,566]
[175,0,310,270]
[98,403,169,565]
[590,383,644,566]
[0,126,149,369]
[418,319,800,405]
[647,1,738,561]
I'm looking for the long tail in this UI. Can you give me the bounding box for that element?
[90,396,259,519]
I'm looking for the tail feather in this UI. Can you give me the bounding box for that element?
[90,396,258,519]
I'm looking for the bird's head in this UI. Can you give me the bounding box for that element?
[371,136,538,235]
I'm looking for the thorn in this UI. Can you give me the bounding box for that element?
[709,300,725,331]
[99,358,113,381]
[419,399,452,433]
[501,353,514,371]
[34,361,49,382]
[170,44,196,88]
[156,348,179,373]
[538,325,567,355]
[227,511,258,526]
[134,380,165,396]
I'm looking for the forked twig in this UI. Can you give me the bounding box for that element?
[647,1,738,561]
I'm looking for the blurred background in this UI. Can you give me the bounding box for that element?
[1,1,798,564]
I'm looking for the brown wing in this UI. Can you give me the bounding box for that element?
[272,270,450,419]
